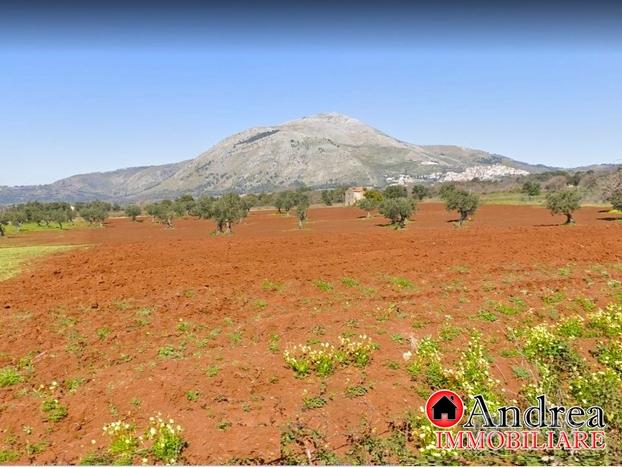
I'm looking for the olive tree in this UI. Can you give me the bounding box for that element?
[174,195,195,216]
[192,195,214,219]
[411,184,430,201]
[607,190,622,211]
[79,201,110,227]
[356,189,383,218]
[7,208,27,230]
[50,208,70,229]
[151,202,176,228]
[603,170,622,210]
[383,185,408,199]
[295,193,310,228]
[379,197,416,229]
[321,190,332,206]
[274,191,297,215]
[23,204,45,226]
[544,175,567,192]
[521,181,541,199]
[211,193,250,234]
[0,210,8,236]
[445,190,480,226]
[438,183,457,201]
[125,204,142,221]
[321,188,346,206]
[545,188,582,224]
[145,203,160,222]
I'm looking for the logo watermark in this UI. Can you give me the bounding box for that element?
[425,390,606,451]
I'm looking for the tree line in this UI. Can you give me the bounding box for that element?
[353,182,587,227]
[136,190,311,233]
[0,176,614,237]
[0,201,110,236]
[351,184,479,228]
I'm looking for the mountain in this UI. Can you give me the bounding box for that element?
[0,162,188,204]
[0,113,551,204]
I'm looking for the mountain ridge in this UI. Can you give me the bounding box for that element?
[1,113,555,204]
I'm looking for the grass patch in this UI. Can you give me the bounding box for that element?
[302,395,328,410]
[4,220,89,235]
[344,384,369,398]
[41,399,68,422]
[261,280,283,292]
[157,345,184,359]
[341,277,359,288]
[314,280,334,292]
[205,365,221,377]
[0,366,23,387]
[388,276,413,289]
[0,450,18,463]
[185,390,200,401]
[477,309,497,322]
[0,245,78,281]
[512,366,531,379]
[479,191,546,205]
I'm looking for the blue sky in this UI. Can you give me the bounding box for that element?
[1,1,622,185]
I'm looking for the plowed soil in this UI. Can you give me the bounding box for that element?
[1,204,621,463]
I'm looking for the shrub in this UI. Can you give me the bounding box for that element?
[593,341,622,376]
[545,188,582,224]
[444,190,479,225]
[379,198,416,229]
[284,335,376,377]
[555,315,585,338]
[102,421,139,464]
[522,324,583,373]
[587,303,622,336]
[451,333,501,408]
[102,414,187,464]
[406,337,448,390]
[146,414,186,464]
[569,369,622,427]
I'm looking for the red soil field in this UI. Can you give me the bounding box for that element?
[1,204,621,463]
